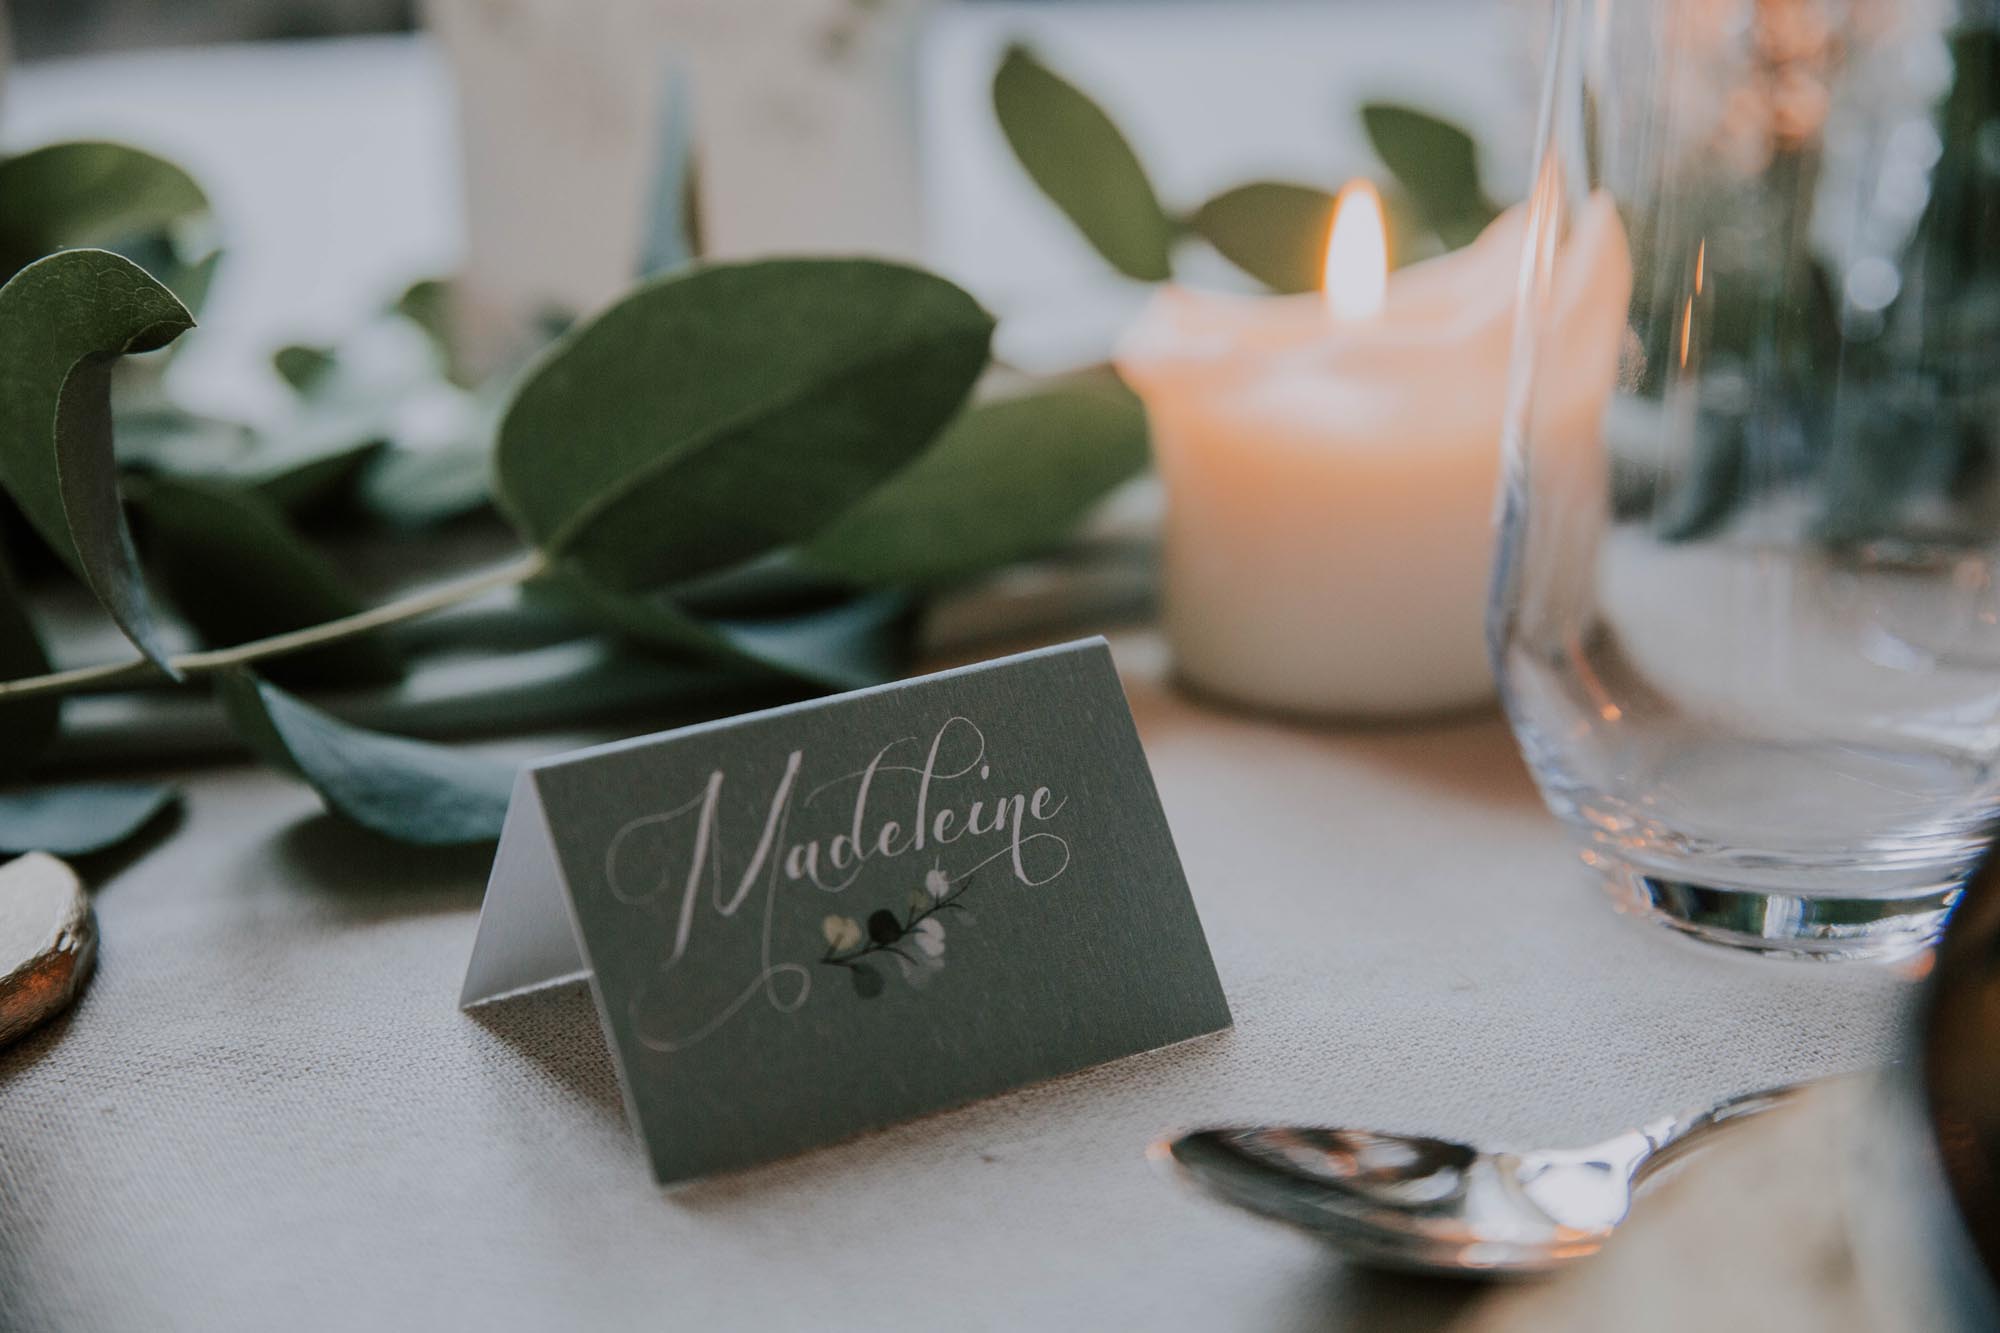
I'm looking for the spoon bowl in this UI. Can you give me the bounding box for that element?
[1152,1084,1799,1277]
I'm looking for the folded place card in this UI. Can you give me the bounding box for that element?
[461,637,1231,1183]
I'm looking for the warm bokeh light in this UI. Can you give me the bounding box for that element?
[1323,179,1388,323]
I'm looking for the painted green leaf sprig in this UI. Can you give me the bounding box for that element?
[821,862,977,998]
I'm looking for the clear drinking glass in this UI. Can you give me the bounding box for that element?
[1494,0,2000,958]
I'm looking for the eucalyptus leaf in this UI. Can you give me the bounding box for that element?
[801,382,1149,587]
[113,403,258,476]
[1359,103,1498,249]
[133,476,403,690]
[1192,180,1437,287]
[246,439,386,515]
[671,553,860,620]
[0,141,213,285]
[495,258,993,590]
[0,782,178,856]
[536,574,910,691]
[992,44,1175,282]
[0,249,194,673]
[0,548,58,781]
[358,437,494,528]
[272,343,337,393]
[1190,182,1339,294]
[391,277,480,388]
[216,670,513,845]
[113,230,223,314]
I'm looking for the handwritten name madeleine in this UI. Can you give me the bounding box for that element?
[608,716,1071,1050]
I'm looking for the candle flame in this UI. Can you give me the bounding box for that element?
[1323,180,1388,323]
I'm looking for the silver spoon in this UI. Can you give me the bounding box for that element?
[1150,1083,1802,1277]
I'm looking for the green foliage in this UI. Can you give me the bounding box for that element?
[992,44,1176,282]
[134,476,405,690]
[1189,183,1340,295]
[0,547,58,781]
[0,249,194,672]
[495,259,994,590]
[1190,181,1439,289]
[216,671,514,845]
[990,51,1495,290]
[355,433,494,529]
[1359,103,1499,250]
[0,144,1154,852]
[272,343,337,393]
[0,141,216,295]
[0,783,179,856]
[536,576,911,692]
[803,380,1150,587]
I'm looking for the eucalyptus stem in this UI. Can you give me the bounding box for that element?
[0,550,550,704]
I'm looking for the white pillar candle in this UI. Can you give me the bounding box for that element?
[1116,185,1630,718]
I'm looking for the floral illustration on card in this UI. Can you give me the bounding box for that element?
[819,860,980,998]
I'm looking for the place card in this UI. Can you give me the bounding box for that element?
[461,638,1230,1184]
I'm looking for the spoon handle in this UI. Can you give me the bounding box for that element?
[1631,1082,1807,1186]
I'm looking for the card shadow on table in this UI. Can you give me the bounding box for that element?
[664,1028,1238,1212]
[462,978,628,1126]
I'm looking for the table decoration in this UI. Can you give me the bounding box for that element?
[0,852,95,1047]
[1115,184,1624,717]
[996,46,1554,715]
[990,44,1503,295]
[0,137,1147,866]
[461,638,1228,1183]
[1492,0,2000,958]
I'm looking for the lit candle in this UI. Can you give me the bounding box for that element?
[1116,185,1630,717]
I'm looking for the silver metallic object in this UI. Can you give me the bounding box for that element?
[1150,1084,1801,1277]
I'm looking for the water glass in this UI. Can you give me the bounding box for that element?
[1494,0,2000,958]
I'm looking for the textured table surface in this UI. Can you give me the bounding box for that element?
[0,23,1925,1332]
[0,634,1920,1331]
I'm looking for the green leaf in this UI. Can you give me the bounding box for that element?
[358,437,493,528]
[867,908,902,945]
[113,403,258,477]
[1360,103,1499,249]
[246,439,386,515]
[1189,182,1337,294]
[390,277,479,388]
[801,381,1149,587]
[393,278,453,347]
[1191,180,1441,286]
[0,547,58,781]
[850,962,883,999]
[111,230,223,315]
[992,44,1175,282]
[0,249,194,673]
[133,476,403,690]
[0,141,213,285]
[272,343,337,393]
[216,670,513,845]
[535,574,910,691]
[0,783,179,856]
[495,258,993,590]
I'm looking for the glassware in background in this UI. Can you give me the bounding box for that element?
[1493,0,2000,958]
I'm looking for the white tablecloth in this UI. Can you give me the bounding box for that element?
[0,26,1921,1333]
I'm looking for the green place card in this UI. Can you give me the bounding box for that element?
[460,638,1230,1184]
